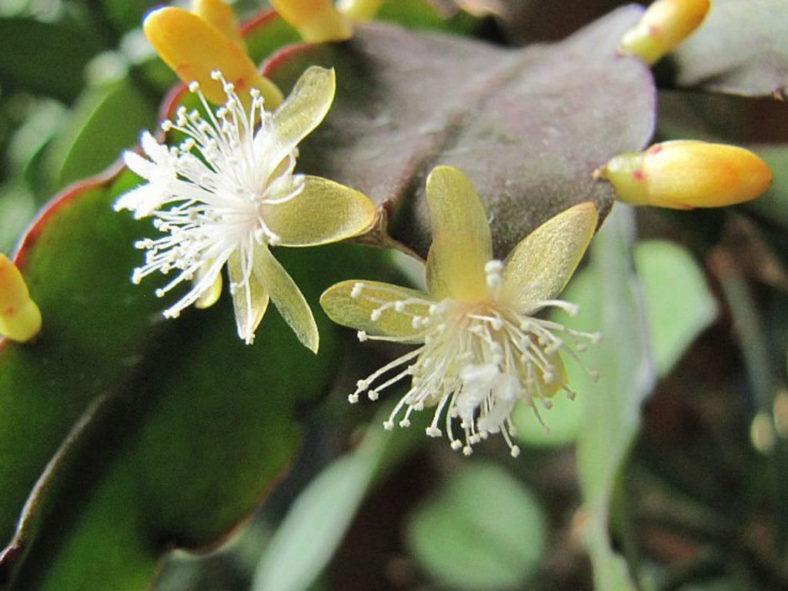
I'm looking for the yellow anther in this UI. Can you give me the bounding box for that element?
[596,140,772,209]
[0,254,42,342]
[270,0,354,42]
[191,0,243,45]
[144,7,283,108]
[619,0,710,65]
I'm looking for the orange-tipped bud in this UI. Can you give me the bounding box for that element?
[597,140,773,209]
[144,7,283,108]
[619,0,710,65]
[270,0,353,42]
[191,0,243,45]
[0,254,41,342]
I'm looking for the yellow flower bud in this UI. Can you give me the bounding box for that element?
[0,254,41,342]
[191,0,243,45]
[270,0,353,42]
[597,140,773,209]
[619,0,710,65]
[144,7,283,108]
[337,0,385,21]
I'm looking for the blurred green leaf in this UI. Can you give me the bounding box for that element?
[242,9,301,64]
[512,269,596,447]
[0,18,97,102]
[264,5,655,258]
[7,99,66,173]
[50,77,156,187]
[0,181,36,254]
[515,238,715,447]
[406,461,546,591]
[376,0,478,34]
[576,205,656,590]
[513,387,586,447]
[635,240,717,377]
[747,144,788,230]
[666,0,788,97]
[96,0,155,37]
[0,168,382,588]
[252,422,390,591]
[252,401,425,591]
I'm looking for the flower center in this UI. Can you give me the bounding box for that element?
[348,264,600,457]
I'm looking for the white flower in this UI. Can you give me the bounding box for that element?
[321,166,600,456]
[115,66,374,348]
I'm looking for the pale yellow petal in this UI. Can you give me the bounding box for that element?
[271,66,335,157]
[320,280,432,343]
[502,202,597,312]
[194,270,223,309]
[227,249,270,344]
[144,7,282,107]
[263,176,374,246]
[254,246,319,353]
[529,353,567,399]
[424,165,491,302]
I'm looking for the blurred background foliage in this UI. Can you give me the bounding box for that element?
[0,0,786,589]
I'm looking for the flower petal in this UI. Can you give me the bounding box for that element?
[112,183,162,218]
[424,166,491,302]
[194,266,223,309]
[502,202,597,312]
[523,352,567,400]
[140,130,169,165]
[227,248,270,344]
[267,66,335,161]
[263,176,375,246]
[253,245,319,353]
[320,280,432,343]
[123,150,154,180]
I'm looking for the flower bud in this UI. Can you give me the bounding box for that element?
[597,141,772,209]
[619,0,710,65]
[337,0,385,21]
[144,7,283,108]
[0,254,42,342]
[270,0,353,42]
[191,0,243,45]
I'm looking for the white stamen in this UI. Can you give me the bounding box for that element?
[348,278,598,457]
[115,69,310,343]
